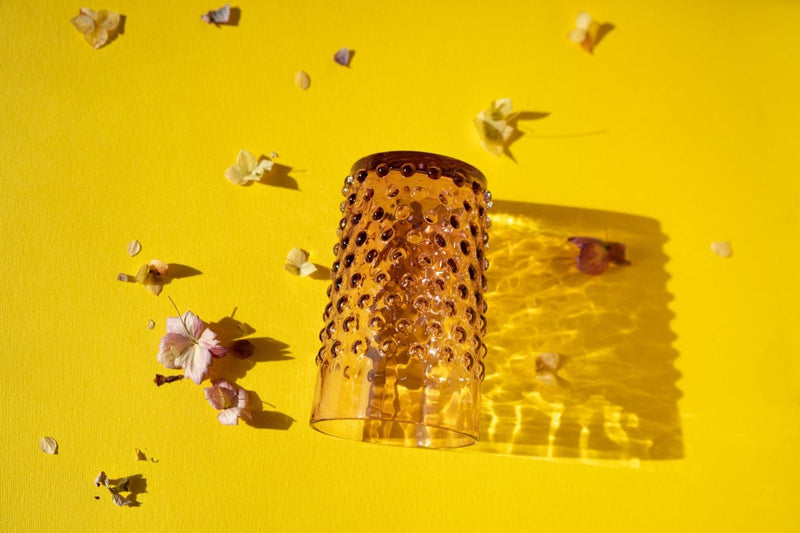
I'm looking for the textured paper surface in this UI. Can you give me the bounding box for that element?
[1,1,799,531]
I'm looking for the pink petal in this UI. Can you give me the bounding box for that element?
[182,311,206,338]
[568,237,609,275]
[157,333,194,368]
[165,316,185,335]
[205,384,238,409]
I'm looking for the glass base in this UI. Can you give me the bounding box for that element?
[310,418,477,449]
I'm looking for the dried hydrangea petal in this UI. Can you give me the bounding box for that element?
[39,436,58,455]
[135,449,146,461]
[225,149,274,185]
[284,248,317,276]
[117,273,130,282]
[95,471,109,487]
[127,240,142,257]
[568,236,630,275]
[111,493,133,507]
[70,8,121,49]
[201,3,230,24]
[711,241,733,258]
[230,339,255,359]
[333,47,351,66]
[295,70,310,90]
[474,98,517,157]
[536,352,560,372]
[147,319,155,329]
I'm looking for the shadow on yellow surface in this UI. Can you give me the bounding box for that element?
[474,201,683,461]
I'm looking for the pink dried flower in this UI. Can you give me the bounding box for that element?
[204,379,252,425]
[135,260,170,295]
[568,237,630,275]
[157,301,227,384]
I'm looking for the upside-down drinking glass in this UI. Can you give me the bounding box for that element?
[310,151,491,448]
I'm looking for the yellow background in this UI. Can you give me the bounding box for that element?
[2,0,799,531]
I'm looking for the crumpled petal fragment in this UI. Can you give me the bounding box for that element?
[201,3,230,24]
[474,98,518,157]
[568,237,630,275]
[39,436,58,455]
[225,150,275,185]
[71,7,121,49]
[205,379,251,425]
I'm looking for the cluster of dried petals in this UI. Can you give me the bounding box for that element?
[157,310,227,384]
[135,260,169,295]
[225,149,274,185]
[71,8,121,49]
[474,98,517,157]
[204,379,252,425]
[284,248,317,277]
[568,11,598,53]
[94,471,135,506]
[568,237,630,275]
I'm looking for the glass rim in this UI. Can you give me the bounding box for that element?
[350,150,487,190]
[310,416,479,449]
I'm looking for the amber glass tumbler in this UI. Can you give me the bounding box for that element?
[310,151,491,448]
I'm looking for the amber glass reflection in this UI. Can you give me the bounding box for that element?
[310,151,491,448]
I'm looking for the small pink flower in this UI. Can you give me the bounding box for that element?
[157,310,227,384]
[567,237,630,275]
[204,379,252,425]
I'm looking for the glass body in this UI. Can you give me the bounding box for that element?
[310,151,491,448]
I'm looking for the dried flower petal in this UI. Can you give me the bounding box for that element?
[157,307,226,384]
[204,379,251,425]
[135,449,146,461]
[536,352,560,372]
[95,471,109,487]
[711,241,733,258]
[474,98,518,157]
[295,70,310,90]
[568,11,600,53]
[230,339,255,359]
[284,248,317,276]
[111,492,133,507]
[39,436,58,455]
[127,240,142,257]
[225,149,274,185]
[135,260,169,296]
[147,319,155,329]
[568,237,630,275]
[154,373,184,386]
[117,273,130,282]
[333,47,352,66]
[70,8,121,49]
[201,3,230,25]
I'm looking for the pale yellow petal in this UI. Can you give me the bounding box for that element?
[286,247,310,267]
[91,27,109,49]
[97,10,120,31]
[295,70,310,90]
[237,149,257,174]
[298,262,318,277]
[575,11,592,30]
[225,165,245,184]
[493,98,514,118]
[568,28,587,44]
[71,14,95,35]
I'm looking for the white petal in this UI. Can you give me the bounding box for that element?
[237,150,257,174]
[97,10,120,31]
[286,248,310,268]
[568,28,587,44]
[298,262,317,277]
[177,344,212,384]
[284,264,300,276]
[493,98,514,118]
[39,437,58,454]
[711,241,733,258]
[225,165,245,185]
[71,13,95,35]
[251,159,274,178]
[575,11,592,30]
[218,408,242,425]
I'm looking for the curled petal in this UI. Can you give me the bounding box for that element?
[157,332,194,368]
[225,166,245,185]
[205,383,238,409]
[218,407,244,425]
[237,150,258,174]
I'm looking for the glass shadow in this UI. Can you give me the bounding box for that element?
[472,201,683,461]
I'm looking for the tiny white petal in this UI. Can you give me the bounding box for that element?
[575,11,592,30]
[39,436,58,455]
[568,28,587,44]
[711,241,733,258]
[127,240,142,257]
[298,262,318,277]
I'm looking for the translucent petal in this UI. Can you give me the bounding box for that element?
[711,241,733,258]
[218,407,243,425]
[575,11,592,30]
[286,248,310,268]
[568,28,587,44]
[298,262,317,277]
[237,149,257,174]
[225,166,245,185]
[127,240,141,257]
[295,70,310,90]
[71,14,95,35]
[97,10,120,31]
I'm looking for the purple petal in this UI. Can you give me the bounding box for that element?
[568,237,609,275]
[182,311,206,338]
[333,47,351,66]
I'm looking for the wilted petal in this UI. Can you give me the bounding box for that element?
[333,47,351,66]
[536,352,560,372]
[568,237,609,275]
[237,150,258,174]
[711,241,733,258]
[181,311,207,339]
[111,493,133,507]
[39,436,58,455]
[575,11,592,30]
[205,383,238,409]
[225,165,245,185]
[157,332,194,368]
[97,10,120,31]
[218,407,244,425]
[295,70,310,90]
[177,343,212,384]
[568,27,587,44]
[94,471,109,487]
[71,13,95,34]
